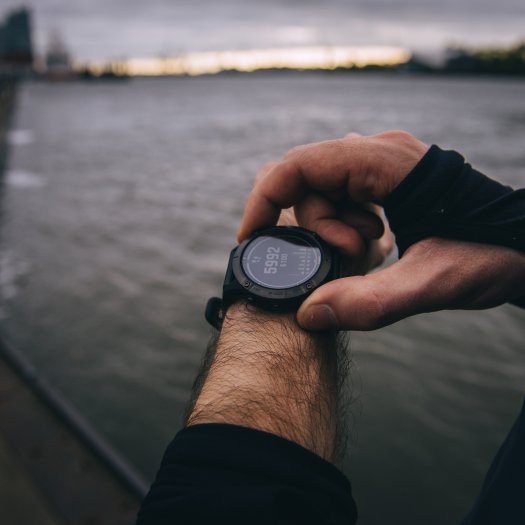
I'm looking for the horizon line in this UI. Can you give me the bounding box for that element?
[77,45,412,77]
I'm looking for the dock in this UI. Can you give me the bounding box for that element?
[0,338,148,524]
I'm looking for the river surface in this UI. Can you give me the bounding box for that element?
[2,74,525,525]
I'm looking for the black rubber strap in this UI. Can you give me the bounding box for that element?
[205,297,225,330]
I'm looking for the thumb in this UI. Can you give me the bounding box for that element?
[297,256,430,331]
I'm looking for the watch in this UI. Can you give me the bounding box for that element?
[205,226,342,329]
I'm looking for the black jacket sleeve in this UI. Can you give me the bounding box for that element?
[383,145,525,308]
[136,423,357,525]
[460,399,525,525]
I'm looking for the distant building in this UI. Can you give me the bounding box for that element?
[0,7,33,66]
[45,30,72,76]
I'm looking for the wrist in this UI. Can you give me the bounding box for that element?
[188,300,346,462]
[220,301,303,347]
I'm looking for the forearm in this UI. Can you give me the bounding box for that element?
[137,304,356,524]
[186,301,349,463]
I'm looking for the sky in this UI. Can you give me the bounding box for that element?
[3,0,525,61]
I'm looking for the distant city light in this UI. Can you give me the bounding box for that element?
[81,46,411,77]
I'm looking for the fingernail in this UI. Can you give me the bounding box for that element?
[302,304,339,331]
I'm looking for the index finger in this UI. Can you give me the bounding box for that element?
[237,138,366,241]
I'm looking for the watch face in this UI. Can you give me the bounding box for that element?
[241,234,322,289]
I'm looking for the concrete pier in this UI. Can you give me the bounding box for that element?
[0,339,147,525]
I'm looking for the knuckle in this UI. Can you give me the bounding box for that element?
[284,144,309,160]
[375,129,416,144]
[323,138,346,154]
[375,129,411,139]
[255,160,279,182]
[257,160,279,177]
[334,138,349,156]
[261,160,278,170]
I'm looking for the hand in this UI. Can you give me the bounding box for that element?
[238,130,429,255]
[238,130,525,331]
[298,237,525,331]
[254,160,395,276]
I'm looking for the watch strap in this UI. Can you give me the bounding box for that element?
[205,297,225,330]
[205,248,244,330]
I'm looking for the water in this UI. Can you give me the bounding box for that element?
[2,74,525,525]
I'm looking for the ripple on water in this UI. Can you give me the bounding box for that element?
[7,129,35,146]
[5,169,46,189]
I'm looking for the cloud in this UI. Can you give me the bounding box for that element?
[26,0,525,61]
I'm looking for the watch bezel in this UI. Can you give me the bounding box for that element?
[229,226,335,309]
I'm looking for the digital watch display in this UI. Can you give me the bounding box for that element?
[205,226,341,329]
[241,234,322,289]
